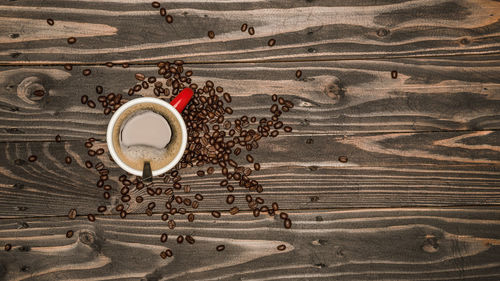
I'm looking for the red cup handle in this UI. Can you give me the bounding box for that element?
[170,88,194,113]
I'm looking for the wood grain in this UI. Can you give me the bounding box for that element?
[1,57,499,141]
[0,129,498,218]
[0,0,499,63]
[0,208,499,280]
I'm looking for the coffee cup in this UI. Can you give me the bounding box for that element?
[106,88,193,176]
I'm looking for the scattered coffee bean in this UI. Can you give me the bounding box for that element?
[67,37,76,44]
[160,251,167,259]
[161,233,168,243]
[68,209,77,219]
[188,213,195,222]
[65,156,72,164]
[197,170,205,177]
[135,73,145,81]
[268,39,276,46]
[28,155,37,162]
[246,154,254,163]
[81,95,88,104]
[241,23,248,32]
[216,245,225,251]
[151,1,160,8]
[97,206,106,213]
[177,235,184,243]
[230,206,239,215]
[338,156,348,163]
[96,148,105,155]
[279,212,288,220]
[284,218,292,229]
[47,18,54,25]
[85,160,93,168]
[33,90,45,97]
[55,134,62,142]
[248,27,255,35]
[87,100,96,108]
[226,195,235,204]
[160,8,166,16]
[391,70,398,79]
[185,235,195,244]
[64,64,73,71]
[87,214,96,222]
[277,244,286,251]
[165,249,173,257]
[208,30,215,39]
[284,126,292,132]
[120,210,127,219]
[223,93,232,103]
[295,70,302,78]
[211,211,221,218]
[166,15,173,23]
[4,244,11,251]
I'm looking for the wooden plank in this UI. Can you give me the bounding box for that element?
[1,57,499,142]
[0,129,498,218]
[0,0,499,63]
[0,208,499,280]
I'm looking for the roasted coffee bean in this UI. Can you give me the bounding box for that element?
[175,196,182,204]
[121,195,131,202]
[81,95,89,104]
[160,251,167,259]
[223,92,232,103]
[216,245,225,251]
[225,107,233,114]
[47,18,55,25]
[103,192,110,199]
[391,70,398,79]
[196,170,205,177]
[168,220,176,229]
[27,155,37,162]
[97,206,107,212]
[148,202,156,210]
[185,235,195,244]
[211,211,221,218]
[161,212,169,221]
[120,186,129,195]
[194,193,204,201]
[62,64,74,72]
[120,210,127,219]
[246,154,254,163]
[282,106,289,112]
[241,23,248,32]
[105,62,113,67]
[87,214,96,222]
[85,160,93,168]
[104,107,112,115]
[33,89,45,97]
[147,188,155,196]
[4,244,11,251]
[284,126,292,132]
[285,100,294,108]
[152,1,160,8]
[272,202,279,211]
[66,230,74,238]
[295,69,302,78]
[65,156,72,164]
[82,69,91,76]
[88,149,96,156]
[256,197,264,204]
[284,218,292,229]
[68,209,77,219]
[338,156,348,163]
[96,179,104,188]
[84,141,93,148]
[183,198,191,206]
[87,100,96,108]
[220,179,228,186]
[96,148,105,155]
[268,39,276,46]
[155,187,162,195]
[146,209,153,216]
[133,84,141,92]
[229,207,239,215]
[226,195,235,204]
[206,167,215,175]
[279,212,288,219]
[122,63,129,68]
[277,244,286,251]
[245,194,252,203]
[115,204,124,212]
[248,27,255,35]
[176,235,184,244]
[166,15,173,23]
[226,185,234,192]
[271,130,279,137]
[160,8,166,16]
[67,37,76,44]
[253,162,261,171]
[187,213,195,222]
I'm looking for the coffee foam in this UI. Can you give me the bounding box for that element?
[112,102,183,171]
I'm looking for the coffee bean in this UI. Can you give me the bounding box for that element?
[160,251,167,259]
[104,107,112,115]
[277,244,286,251]
[82,69,91,76]
[282,106,289,112]
[103,192,110,199]
[120,210,127,219]
[161,233,168,243]
[168,220,176,229]
[122,63,129,68]
[295,69,303,78]
[272,202,279,211]
[68,209,77,219]
[87,214,96,222]
[274,121,283,129]
[246,154,254,163]
[85,160,93,168]
[165,249,173,257]
[279,212,288,219]
[226,195,235,204]
[28,155,37,162]
[123,179,132,186]
[211,211,221,218]
[148,202,156,210]
[4,244,11,251]
[87,100,96,108]
[271,130,279,137]
[391,70,398,79]
[159,8,166,16]
[81,95,88,104]
[195,193,204,201]
[241,23,248,32]
[284,126,292,132]
[65,156,72,164]
[197,170,205,177]
[67,37,76,44]
[268,39,276,46]
[115,204,124,212]
[146,209,153,216]
[47,18,54,25]
[96,179,104,188]
[96,148,105,155]
[338,156,348,163]
[185,235,195,244]
[248,27,255,35]
[285,100,294,108]
[166,15,173,23]
[152,1,160,8]
[187,213,195,222]
[223,92,232,103]
[220,179,228,186]
[230,206,239,215]
[278,97,285,105]
[161,212,168,221]
[63,64,73,71]
[121,195,131,202]
[256,197,264,204]
[208,30,215,39]
[105,62,113,67]
[284,218,292,229]
[66,230,74,238]
[226,185,234,192]
[176,235,184,244]
[216,245,225,251]
[147,188,155,196]
[120,186,129,195]
[97,206,106,212]
[88,149,95,156]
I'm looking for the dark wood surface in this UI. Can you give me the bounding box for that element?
[1,0,499,280]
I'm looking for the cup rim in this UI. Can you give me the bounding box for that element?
[106,97,187,176]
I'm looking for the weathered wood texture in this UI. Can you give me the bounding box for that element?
[0,130,498,218]
[1,0,499,64]
[0,208,499,281]
[1,57,499,142]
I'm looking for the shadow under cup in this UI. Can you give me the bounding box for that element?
[110,101,184,174]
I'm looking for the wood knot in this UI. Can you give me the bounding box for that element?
[421,236,439,253]
[376,28,390,37]
[79,231,96,245]
[323,78,344,104]
[459,37,471,45]
[17,76,48,104]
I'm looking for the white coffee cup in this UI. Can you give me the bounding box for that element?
[106,89,193,176]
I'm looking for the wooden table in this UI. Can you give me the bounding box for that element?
[1,1,500,280]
